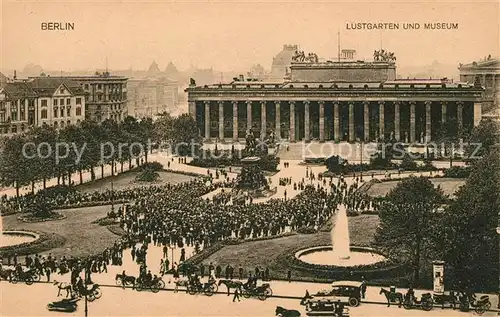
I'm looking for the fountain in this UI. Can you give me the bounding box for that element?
[331,206,351,260]
[295,205,386,267]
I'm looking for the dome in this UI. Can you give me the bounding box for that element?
[270,44,298,79]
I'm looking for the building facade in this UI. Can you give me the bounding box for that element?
[459,56,500,117]
[54,73,128,122]
[187,52,484,143]
[0,77,86,135]
[127,78,179,118]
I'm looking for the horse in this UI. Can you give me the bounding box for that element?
[275,306,301,317]
[218,279,243,296]
[53,280,73,298]
[380,288,403,307]
[0,268,14,282]
[174,277,190,293]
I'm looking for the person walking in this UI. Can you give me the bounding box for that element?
[360,276,367,299]
[232,286,241,302]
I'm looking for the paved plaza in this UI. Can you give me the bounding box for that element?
[0,144,497,317]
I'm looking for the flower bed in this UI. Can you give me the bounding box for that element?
[0,229,66,257]
[17,211,66,223]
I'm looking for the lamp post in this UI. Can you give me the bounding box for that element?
[360,141,364,181]
[110,181,114,214]
[169,245,175,271]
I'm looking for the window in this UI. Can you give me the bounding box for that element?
[54,121,58,128]
[98,84,102,89]
[67,120,71,126]
[54,99,58,106]
[66,98,71,105]
[84,84,89,90]
[76,98,82,105]
[60,98,65,106]
[11,112,17,121]
[98,95,102,101]
[60,107,64,117]
[53,108,58,118]
[41,109,48,119]
[11,126,17,133]
[60,121,65,128]
[0,113,5,122]
[42,100,47,107]
[60,87,65,94]
[76,107,82,116]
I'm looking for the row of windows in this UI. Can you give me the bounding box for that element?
[84,83,125,90]
[40,98,82,107]
[40,106,82,119]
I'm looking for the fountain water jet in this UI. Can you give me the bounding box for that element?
[331,205,351,260]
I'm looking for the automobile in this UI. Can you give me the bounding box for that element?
[307,281,362,309]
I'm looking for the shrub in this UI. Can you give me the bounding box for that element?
[140,161,164,171]
[443,166,471,178]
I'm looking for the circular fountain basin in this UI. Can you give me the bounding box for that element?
[295,246,386,267]
[0,231,39,248]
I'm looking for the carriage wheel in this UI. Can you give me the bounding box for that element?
[136,283,143,292]
[264,288,272,298]
[204,287,214,296]
[116,278,123,286]
[242,289,251,298]
[157,280,165,289]
[87,294,96,302]
[348,297,360,307]
[257,291,267,301]
[151,284,160,293]
[93,288,102,299]
[71,290,79,298]
[421,300,433,311]
[475,305,486,315]
[188,287,196,295]
[10,276,18,284]
[25,276,34,286]
[485,302,491,311]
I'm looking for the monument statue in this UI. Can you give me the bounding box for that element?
[373,49,396,62]
[292,50,307,62]
[245,129,257,155]
[189,78,196,85]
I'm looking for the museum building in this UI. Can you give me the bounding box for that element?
[186,50,484,143]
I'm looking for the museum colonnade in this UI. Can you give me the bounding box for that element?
[195,100,480,143]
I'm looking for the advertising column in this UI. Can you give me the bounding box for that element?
[433,260,445,294]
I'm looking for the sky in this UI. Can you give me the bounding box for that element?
[1,0,499,72]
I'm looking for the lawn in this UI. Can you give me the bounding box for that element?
[1,205,119,259]
[202,215,380,281]
[366,178,465,198]
[76,170,196,193]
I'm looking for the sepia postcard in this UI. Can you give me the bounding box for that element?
[0,1,499,317]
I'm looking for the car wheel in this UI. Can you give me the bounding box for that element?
[348,297,360,307]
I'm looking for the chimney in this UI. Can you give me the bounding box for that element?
[13,70,17,80]
[239,74,244,82]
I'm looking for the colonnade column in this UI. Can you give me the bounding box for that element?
[218,101,224,141]
[304,101,310,142]
[379,101,385,140]
[188,101,196,120]
[204,101,210,140]
[394,101,400,141]
[363,101,370,142]
[246,101,252,132]
[261,101,267,140]
[348,102,354,142]
[232,101,238,142]
[289,101,296,142]
[275,101,281,140]
[425,101,432,142]
[410,101,416,143]
[457,101,463,133]
[441,101,447,124]
[333,102,340,141]
[319,101,325,142]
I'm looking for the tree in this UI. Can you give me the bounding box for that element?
[80,120,102,182]
[375,176,445,284]
[325,155,347,173]
[440,146,500,291]
[28,126,57,189]
[435,118,462,168]
[171,114,203,156]
[464,118,500,165]
[153,112,174,145]
[0,134,32,199]
[138,117,154,162]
